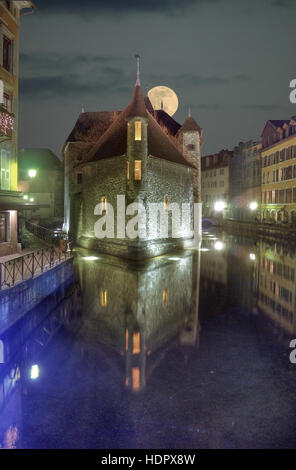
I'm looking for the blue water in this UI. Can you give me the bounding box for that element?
[0,231,296,449]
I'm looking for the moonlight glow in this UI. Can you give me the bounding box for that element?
[148,86,179,117]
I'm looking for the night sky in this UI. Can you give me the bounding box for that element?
[18,0,296,157]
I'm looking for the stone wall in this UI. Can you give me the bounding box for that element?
[75,155,197,259]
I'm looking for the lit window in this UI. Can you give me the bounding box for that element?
[163,290,168,306]
[164,197,169,211]
[0,149,10,190]
[133,332,141,354]
[132,367,140,392]
[3,93,11,113]
[134,161,142,181]
[101,196,107,212]
[127,161,130,180]
[125,329,129,351]
[100,290,107,307]
[135,121,142,141]
[0,212,9,243]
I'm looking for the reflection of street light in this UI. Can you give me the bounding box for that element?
[30,364,40,380]
[249,202,258,211]
[214,241,224,251]
[214,201,225,212]
[28,169,37,178]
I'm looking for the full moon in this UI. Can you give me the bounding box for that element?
[148,86,179,117]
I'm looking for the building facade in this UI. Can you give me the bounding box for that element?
[0,1,34,256]
[261,116,296,225]
[63,71,202,259]
[201,149,233,218]
[229,140,261,222]
[18,148,64,223]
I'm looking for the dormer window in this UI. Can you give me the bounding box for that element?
[135,121,142,141]
[187,144,195,151]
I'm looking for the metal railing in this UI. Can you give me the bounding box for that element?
[0,248,72,290]
[25,221,67,246]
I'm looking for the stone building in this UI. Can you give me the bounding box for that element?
[0,1,34,256]
[63,67,202,259]
[201,149,233,218]
[261,115,296,225]
[228,140,261,222]
[18,148,64,223]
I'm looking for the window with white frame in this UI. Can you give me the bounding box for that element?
[0,149,11,190]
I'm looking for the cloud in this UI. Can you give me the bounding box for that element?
[19,52,131,100]
[241,104,282,110]
[271,0,296,7]
[35,0,218,16]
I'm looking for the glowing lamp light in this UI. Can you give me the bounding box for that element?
[29,198,34,202]
[214,241,224,251]
[28,169,37,178]
[214,201,225,212]
[30,365,39,380]
[249,202,258,211]
[23,195,28,200]
[250,253,256,261]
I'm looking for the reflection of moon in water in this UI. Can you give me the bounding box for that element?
[148,86,179,117]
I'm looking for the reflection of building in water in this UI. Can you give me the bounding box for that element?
[200,236,228,314]
[258,241,296,334]
[0,281,81,449]
[74,250,200,393]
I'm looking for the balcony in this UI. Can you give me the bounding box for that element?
[0,105,14,138]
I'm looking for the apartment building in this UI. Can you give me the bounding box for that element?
[261,115,296,224]
[229,140,261,221]
[0,1,34,256]
[201,149,233,218]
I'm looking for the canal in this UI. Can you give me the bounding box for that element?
[0,230,296,449]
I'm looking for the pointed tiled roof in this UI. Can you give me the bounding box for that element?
[153,110,181,136]
[85,86,194,168]
[66,111,121,143]
[178,116,202,134]
[126,85,148,119]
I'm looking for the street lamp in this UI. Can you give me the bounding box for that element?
[23,195,28,200]
[28,169,37,178]
[29,197,34,202]
[249,201,258,211]
[214,200,225,212]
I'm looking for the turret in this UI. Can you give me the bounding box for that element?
[126,55,149,200]
[178,110,202,203]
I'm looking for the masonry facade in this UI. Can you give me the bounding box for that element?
[0,1,34,256]
[229,140,261,222]
[201,149,233,218]
[261,116,296,225]
[63,79,202,259]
